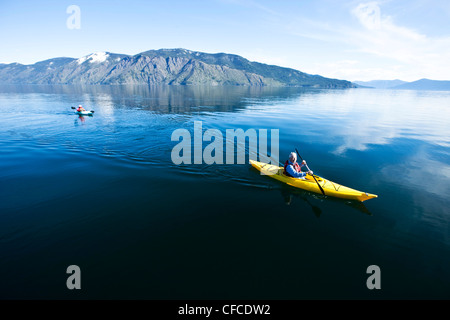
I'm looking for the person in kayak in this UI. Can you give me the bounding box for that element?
[76,105,86,112]
[284,152,313,179]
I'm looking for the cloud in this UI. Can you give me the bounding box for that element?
[284,2,450,81]
[352,2,381,30]
[347,2,450,80]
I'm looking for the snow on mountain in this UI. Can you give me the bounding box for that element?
[77,52,109,64]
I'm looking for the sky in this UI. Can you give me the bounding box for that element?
[0,0,449,81]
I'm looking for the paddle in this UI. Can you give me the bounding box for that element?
[305,197,322,217]
[295,148,326,196]
[71,107,95,113]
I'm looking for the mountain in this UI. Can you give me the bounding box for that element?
[354,78,450,91]
[0,49,355,88]
[391,79,450,91]
[353,79,407,89]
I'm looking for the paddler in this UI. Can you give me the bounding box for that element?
[284,152,313,178]
[76,105,86,112]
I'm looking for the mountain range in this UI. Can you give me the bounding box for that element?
[354,80,407,89]
[354,79,450,90]
[0,49,355,88]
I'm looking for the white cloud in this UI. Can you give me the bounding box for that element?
[352,2,381,31]
[347,2,450,80]
[283,2,450,81]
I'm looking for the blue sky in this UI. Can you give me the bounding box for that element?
[1,0,449,81]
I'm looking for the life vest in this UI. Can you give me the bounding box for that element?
[284,160,301,177]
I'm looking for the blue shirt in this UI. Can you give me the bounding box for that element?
[286,161,307,178]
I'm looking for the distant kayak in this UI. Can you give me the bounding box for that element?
[250,160,378,202]
[72,106,94,115]
[75,110,94,116]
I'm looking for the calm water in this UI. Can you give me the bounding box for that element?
[1,84,449,299]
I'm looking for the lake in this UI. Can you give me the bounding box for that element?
[1,84,449,299]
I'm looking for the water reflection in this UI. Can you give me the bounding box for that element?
[279,185,372,216]
[230,88,450,154]
[280,186,322,217]
[1,84,449,298]
[74,114,93,126]
[0,84,317,114]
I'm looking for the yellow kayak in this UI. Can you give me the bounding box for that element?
[250,160,378,202]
